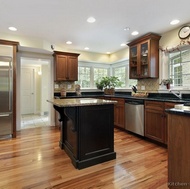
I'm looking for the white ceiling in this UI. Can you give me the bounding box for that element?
[0,0,189,54]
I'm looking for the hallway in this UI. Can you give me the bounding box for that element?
[21,114,49,129]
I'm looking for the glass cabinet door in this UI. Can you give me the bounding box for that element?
[130,46,138,78]
[140,41,149,77]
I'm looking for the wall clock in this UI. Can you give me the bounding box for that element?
[178,26,190,39]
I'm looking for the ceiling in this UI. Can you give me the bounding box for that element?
[0,0,189,54]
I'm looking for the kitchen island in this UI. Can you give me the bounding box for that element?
[47,98,117,169]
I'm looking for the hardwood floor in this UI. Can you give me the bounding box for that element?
[0,127,168,189]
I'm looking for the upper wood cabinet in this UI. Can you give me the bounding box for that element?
[128,33,161,79]
[53,51,80,81]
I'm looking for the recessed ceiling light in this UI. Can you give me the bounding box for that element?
[66,41,72,45]
[87,17,96,23]
[131,31,139,36]
[106,52,111,54]
[124,27,130,31]
[170,19,180,25]
[120,43,126,46]
[8,27,17,31]
[84,47,89,50]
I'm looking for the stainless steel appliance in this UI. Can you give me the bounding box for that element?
[0,56,13,136]
[125,99,144,136]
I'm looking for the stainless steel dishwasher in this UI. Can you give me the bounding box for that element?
[125,99,144,136]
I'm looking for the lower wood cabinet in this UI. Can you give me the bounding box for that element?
[145,101,177,144]
[167,113,190,188]
[99,97,125,129]
[111,98,125,129]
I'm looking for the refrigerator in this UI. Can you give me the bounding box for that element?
[0,56,13,136]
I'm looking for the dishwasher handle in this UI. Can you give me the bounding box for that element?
[125,100,144,105]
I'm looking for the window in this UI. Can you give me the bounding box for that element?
[169,48,190,87]
[77,67,91,88]
[94,68,108,86]
[112,60,137,88]
[77,60,137,89]
[76,62,109,88]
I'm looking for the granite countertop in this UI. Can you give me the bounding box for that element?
[47,98,117,107]
[165,108,190,116]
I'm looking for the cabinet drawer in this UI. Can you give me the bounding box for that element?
[110,98,124,105]
[145,101,164,111]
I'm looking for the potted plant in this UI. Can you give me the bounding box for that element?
[96,76,122,95]
[160,78,173,89]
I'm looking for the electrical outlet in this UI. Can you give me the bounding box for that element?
[141,86,145,90]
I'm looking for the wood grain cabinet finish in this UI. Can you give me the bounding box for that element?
[53,51,80,81]
[128,33,161,79]
[145,101,177,144]
[111,98,125,129]
[167,113,190,189]
[99,97,125,129]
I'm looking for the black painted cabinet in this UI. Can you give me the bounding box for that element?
[56,104,116,169]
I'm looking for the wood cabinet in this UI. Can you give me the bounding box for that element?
[167,113,190,189]
[111,98,125,129]
[53,51,80,81]
[128,33,161,79]
[145,101,176,144]
[98,97,125,129]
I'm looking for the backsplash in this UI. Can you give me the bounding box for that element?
[137,79,159,92]
[54,81,76,93]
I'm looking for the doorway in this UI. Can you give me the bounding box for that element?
[20,57,51,129]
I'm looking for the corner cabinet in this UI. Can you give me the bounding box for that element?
[128,33,161,79]
[53,51,80,81]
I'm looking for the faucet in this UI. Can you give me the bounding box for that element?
[169,89,182,99]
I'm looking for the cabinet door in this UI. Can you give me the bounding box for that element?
[164,102,177,144]
[139,40,149,78]
[111,98,125,129]
[55,55,67,81]
[145,108,165,143]
[67,56,78,81]
[129,45,138,78]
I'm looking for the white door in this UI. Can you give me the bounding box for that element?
[21,67,34,114]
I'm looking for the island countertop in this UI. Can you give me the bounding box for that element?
[47,98,117,107]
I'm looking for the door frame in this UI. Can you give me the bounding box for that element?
[16,49,54,131]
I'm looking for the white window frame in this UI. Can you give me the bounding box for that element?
[78,61,110,89]
[168,46,190,90]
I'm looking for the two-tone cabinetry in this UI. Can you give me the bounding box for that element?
[53,51,80,81]
[128,33,161,79]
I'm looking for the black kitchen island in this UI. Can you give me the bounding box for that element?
[47,98,117,169]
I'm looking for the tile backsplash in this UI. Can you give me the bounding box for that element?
[137,79,159,92]
[54,81,75,93]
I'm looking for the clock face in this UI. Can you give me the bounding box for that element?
[178,26,190,39]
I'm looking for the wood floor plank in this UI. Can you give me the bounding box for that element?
[0,127,168,189]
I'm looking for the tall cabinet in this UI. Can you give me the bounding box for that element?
[128,33,161,79]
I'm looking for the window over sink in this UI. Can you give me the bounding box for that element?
[169,47,190,87]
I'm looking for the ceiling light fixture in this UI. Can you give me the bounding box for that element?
[8,27,17,31]
[87,17,96,23]
[120,43,126,46]
[66,41,72,44]
[170,19,180,25]
[84,47,89,50]
[106,52,111,54]
[131,31,139,36]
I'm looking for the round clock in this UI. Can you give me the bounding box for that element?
[178,26,190,39]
